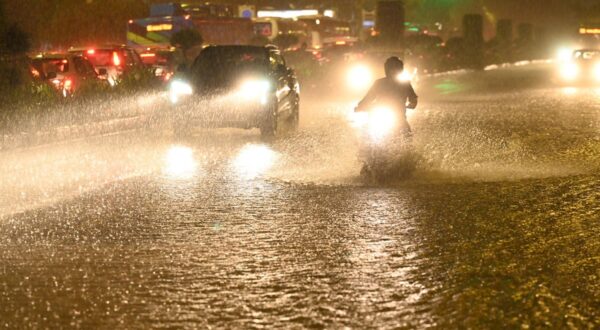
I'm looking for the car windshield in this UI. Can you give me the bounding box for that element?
[192,47,268,88]
[31,58,69,78]
[574,50,600,60]
[84,49,122,66]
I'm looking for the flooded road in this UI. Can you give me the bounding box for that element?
[1,64,599,328]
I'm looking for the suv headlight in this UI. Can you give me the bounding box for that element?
[169,80,193,104]
[560,62,579,81]
[238,79,270,103]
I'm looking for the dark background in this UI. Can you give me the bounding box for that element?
[2,0,600,48]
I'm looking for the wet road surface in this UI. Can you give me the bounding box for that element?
[1,64,599,328]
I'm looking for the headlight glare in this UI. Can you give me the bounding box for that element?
[239,79,270,99]
[169,80,193,103]
[560,62,579,81]
[347,65,373,90]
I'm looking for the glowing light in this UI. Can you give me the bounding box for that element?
[257,9,318,18]
[323,10,334,18]
[163,145,197,180]
[347,65,373,90]
[87,49,95,55]
[579,27,600,35]
[556,47,572,62]
[238,79,270,102]
[233,144,277,179]
[169,80,193,103]
[112,51,121,66]
[147,24,173,32]
[140,53,156,58]
[367,106,397,140]
[560,62,579,81]
[594,62,600,81]
[396,69,415,82]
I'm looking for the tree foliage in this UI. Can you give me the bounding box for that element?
[170,29,203,53]
[0,24,30,55]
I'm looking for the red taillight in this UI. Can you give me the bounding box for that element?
[87,49,95,55]
[64,79,72,91]
[112,51,121,66]
[140,53,156,58]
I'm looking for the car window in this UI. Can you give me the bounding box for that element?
[192,47,269,87]
[126,49,141,66]
[31,58,69,78]
[85,50,116,66]
[73,57,97,77]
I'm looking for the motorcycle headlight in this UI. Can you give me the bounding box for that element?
[347,65,373,90]
[169,80,193,104]
[368,106,397,139]
[560,62,579,81]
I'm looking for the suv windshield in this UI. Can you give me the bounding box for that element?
[31,58,69,78]
[192,47,268,88]
[84,49,123,66]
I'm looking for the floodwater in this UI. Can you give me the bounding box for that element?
[0,64,599,328]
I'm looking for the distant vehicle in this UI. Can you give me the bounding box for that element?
[69,45,145,86]
[298,16,353,49]
[127,3,254,49]
[169,45,300,137]
[138,47,184,82]
[559,49,600,83]
[253,18,311,50]
[30,53,102,97]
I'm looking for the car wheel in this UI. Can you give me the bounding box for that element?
[260,101,279,137]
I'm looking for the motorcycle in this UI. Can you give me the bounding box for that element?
[351,105,417,182]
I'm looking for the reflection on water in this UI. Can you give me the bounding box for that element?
[162,145,198,180]
[232,144,277,179]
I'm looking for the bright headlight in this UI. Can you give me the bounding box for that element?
[560,62,579,81]
[594,62,600,81]
[239,79,270,99]
[368,106,397,139]
[347,65,373,90]
[396,68,416,82]
[556,47,573,62]
[169,80,193,103]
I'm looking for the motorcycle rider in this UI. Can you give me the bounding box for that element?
[355,56,418,136]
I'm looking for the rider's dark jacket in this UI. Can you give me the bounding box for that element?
[357,77,418,113]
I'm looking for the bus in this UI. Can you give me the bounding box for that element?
[127,3,254,48]
[253,18,311,50]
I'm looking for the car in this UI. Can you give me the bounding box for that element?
[138,47,184,82]
[169,45,300,137]
[558,49,600,84]
[68,45,145,86]
[30,53,102,97]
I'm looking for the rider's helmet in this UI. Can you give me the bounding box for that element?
[384,56,404,78]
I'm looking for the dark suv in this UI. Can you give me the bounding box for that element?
[169,45,300,137]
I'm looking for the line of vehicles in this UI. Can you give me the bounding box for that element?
[26,2,359,98]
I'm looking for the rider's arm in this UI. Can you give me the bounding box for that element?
[356,80,380,112]
[406,83,418,109]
